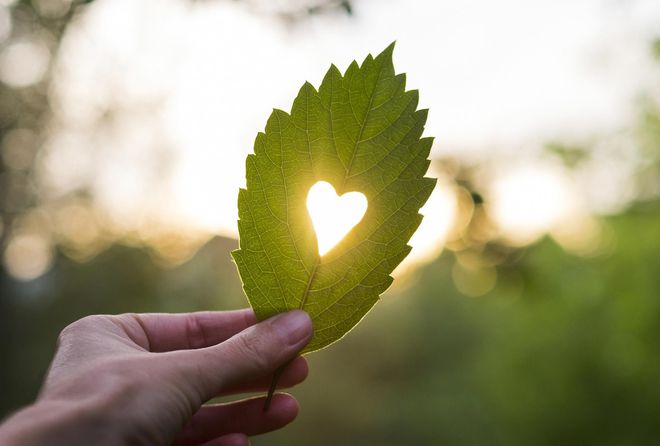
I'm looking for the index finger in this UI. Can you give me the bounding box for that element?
[117,309,257,352]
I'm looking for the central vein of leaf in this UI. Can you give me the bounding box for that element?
[299,258,319,310]
[341,66,382,190]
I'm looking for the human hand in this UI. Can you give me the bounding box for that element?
[0,309,313,446]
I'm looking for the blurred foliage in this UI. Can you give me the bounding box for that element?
[652,37,660,61]
[636,100,660,200]
[545,142,590,169]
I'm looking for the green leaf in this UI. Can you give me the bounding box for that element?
[232,43,435,354]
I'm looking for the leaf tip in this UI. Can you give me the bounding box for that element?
[377,41,396,60]
[301,80,318,94]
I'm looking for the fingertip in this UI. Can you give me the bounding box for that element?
[286,356,309,384]
[266,393,299,424]
[240,308,258,327]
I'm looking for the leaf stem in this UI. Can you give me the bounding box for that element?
[263,361,291,412]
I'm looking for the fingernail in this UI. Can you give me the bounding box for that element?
[270,310,312,346]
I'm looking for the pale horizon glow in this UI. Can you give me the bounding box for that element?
[307,181,367,256]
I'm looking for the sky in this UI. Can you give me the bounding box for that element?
[29,0,660,270]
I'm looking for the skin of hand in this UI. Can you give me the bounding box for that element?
[0,309,313,446]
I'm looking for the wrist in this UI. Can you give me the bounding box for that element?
[0,399,109,446]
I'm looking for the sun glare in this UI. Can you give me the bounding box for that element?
[306,181,368,256]
[489,165,576,245]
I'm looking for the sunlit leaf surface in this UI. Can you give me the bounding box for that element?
[232,44,435,353]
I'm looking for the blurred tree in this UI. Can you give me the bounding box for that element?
[0,0,97,248]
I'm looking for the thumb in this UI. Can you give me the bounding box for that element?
[170,310,313,402]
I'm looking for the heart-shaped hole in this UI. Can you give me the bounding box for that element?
[306,181,368,256]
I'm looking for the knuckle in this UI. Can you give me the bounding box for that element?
[74,314,107,330]
[56,314,117,350]
[57,315,100,343]
[184,314,208,349]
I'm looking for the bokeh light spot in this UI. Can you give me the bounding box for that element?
[0,39,50,87]
[3,233,54,281]
[452,261,497,297]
